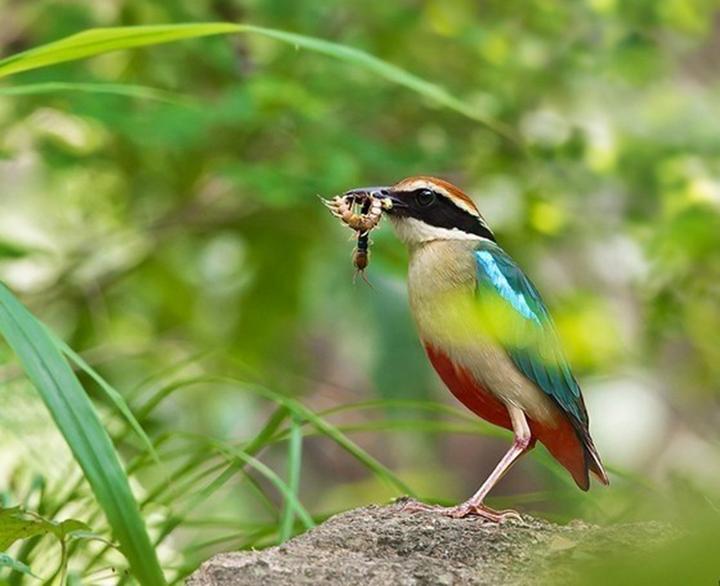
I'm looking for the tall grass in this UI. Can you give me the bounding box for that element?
[0,335,524,581]
[0,285,165,585]
[2,304,553,582]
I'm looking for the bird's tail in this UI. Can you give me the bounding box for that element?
[531,418,609,490]
[583,435,610,486]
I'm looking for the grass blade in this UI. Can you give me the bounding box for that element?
[221,379,416,496]
[0,283,165,585]
[46,329,162,467]
[0,82,194,106]
[208,438,315,530]
[0,23,241,78]
[0,23,516,141]
[82,407,291,574]
[244,26,516,141]
[131,374,415,496]
[279,416,303,542]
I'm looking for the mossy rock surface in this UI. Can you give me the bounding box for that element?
[188,499,671,585]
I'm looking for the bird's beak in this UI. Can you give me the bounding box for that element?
[343,186,404,212]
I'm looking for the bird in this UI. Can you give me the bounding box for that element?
[344,176,609,521]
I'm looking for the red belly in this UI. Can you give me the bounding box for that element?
[425,344,514,432]
[424,343,590,490]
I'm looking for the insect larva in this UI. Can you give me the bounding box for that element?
[322,192,384,282]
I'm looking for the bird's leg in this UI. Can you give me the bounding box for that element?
[402,405,531,522]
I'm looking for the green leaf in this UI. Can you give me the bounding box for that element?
[0,508,47,551]
[0,23,241,78]
[55,519,92,540]
[67,530,115,547]
[0,284,166,585]
[0,553,38,579]
[0,23,515,141]
[0,240,29,259]
[0,507,90,550]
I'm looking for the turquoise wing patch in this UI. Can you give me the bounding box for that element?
[473,242,587,426]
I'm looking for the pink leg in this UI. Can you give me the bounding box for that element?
[402,405,531,522]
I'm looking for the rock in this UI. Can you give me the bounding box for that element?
[188,499,672,586]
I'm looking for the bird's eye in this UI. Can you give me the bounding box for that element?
[415,189,436,207]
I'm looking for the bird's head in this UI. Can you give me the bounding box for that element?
[345,176,495,248]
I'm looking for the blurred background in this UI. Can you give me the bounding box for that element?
[1,0,719,582]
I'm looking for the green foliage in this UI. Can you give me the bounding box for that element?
[0,507,89,551]
[0,285,165,585]
[0,507,95,581]
[0,23,511,140]
[0,0,718,583]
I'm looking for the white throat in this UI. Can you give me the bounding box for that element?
[389,216,486,248]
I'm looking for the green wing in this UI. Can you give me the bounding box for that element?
[473,241,589,428]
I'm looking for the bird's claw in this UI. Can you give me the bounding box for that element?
[399,499,522,523]
[399,500,442,514]
[445,502,522,522]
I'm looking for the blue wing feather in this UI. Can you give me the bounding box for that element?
[473,242,588,427]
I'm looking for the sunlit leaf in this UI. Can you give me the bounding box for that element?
[0,23,514,141]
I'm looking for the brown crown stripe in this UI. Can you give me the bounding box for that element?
[392,176,480,216]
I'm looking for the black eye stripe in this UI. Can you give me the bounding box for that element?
[392,189,495,241]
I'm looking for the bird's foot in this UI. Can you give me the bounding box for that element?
[444,501,522,522]
[399,498,522,523]
[398,499,443,514]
